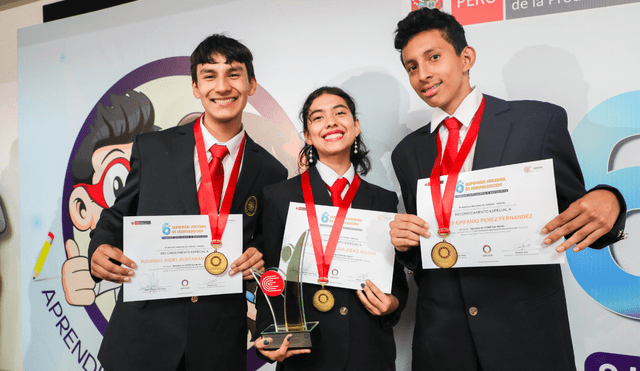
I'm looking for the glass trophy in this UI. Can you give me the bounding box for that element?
[252,230,318,350]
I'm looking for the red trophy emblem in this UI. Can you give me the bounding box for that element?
[260,271,285,297]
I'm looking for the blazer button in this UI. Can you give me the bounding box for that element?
[340,307,348,315]
[469,306,478,316]
[191,296,198,303]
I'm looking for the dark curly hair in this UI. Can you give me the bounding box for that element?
[394,7,467,64]
[298,86,371,176]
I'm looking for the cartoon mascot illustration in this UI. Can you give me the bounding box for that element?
[63,90,157,317]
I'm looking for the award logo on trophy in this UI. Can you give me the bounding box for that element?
[252,230,318,350]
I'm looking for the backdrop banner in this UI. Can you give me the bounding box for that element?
[19,1,639,370]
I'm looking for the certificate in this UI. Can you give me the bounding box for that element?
[417,159,565,269]
[279,202,396,294]
[123,214,243,302]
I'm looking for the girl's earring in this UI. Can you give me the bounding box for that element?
[353,138,358,154]
[308,146,314,163]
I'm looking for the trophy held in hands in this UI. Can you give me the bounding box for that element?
[252,230,318,350]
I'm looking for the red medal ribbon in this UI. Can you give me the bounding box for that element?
[302,170,361,284]
[194,115,245,244]
[430,97,485,236]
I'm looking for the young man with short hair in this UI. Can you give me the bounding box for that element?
[389,8,626,370]
[89,34,287,371]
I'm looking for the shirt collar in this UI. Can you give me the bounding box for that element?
[199,116,245,158]
[315,161,355,186]
[430,87,483,133]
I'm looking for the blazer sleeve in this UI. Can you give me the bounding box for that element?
[540,105,626,249]
[87,134,143,282]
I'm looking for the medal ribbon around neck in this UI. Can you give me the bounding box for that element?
[430,97,485,237]
[301,169,361,284]
[194,115,245,245]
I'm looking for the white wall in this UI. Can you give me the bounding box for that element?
[0,2,56,370]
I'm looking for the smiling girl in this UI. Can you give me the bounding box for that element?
[254,87,408,371]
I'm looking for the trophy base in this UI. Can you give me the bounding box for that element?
[261,321,319,350]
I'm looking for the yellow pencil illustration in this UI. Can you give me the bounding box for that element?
[33,232,54,280]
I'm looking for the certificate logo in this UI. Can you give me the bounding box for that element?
[331,269,339,277]
[482,245,491,254]
[456,180,465,193]
[181,279,189,287]
[162,223,171,235]
[260,271,285,297]
[321,212,330,223]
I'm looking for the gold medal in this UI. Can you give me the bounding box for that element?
[205,251,228,275]
[431,240,458,268]
[313,287,335,312]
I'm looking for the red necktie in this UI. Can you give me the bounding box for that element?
[205,144,228,210]
[441,117,461,176]
[328,178,349,207]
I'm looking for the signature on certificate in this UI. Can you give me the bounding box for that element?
[513,240,532,250]
[204,278,219,286]
[303,263,314,276]
[137,273,161,293]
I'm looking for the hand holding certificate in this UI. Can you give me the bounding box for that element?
[279,202,397,294]
[417,159,564,269]
[123,215,243,302]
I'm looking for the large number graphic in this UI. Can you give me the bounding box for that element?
[569,91,640,319]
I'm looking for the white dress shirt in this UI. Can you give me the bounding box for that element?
[315,160,356,200]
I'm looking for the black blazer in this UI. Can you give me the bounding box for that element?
[88,121,287,371]
[391,95,626,371]
[255,166,409,371]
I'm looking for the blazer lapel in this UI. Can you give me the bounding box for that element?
[351,179,373,210]
[417,124,439,179]
[307,166,333,206]
[231,134,261,213]
[173,122,200,215]
[472,95,512,170]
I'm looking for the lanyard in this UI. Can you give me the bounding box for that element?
[194,116,245,245]
[430,97,485,237]
[301,170,361,283]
